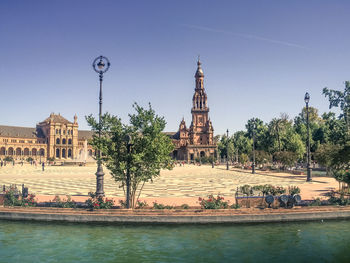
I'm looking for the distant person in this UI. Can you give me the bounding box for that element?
[42,162,45,171]
[12,160,15,166]
[0,160,3,167]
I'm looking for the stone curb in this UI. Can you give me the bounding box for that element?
[1,207,350,224]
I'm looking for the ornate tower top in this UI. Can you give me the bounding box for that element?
[195,57,204,79]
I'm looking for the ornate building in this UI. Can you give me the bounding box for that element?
[169,59,217,161]
[0,113,94,162]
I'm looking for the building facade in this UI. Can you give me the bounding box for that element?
[0,113,94,162]
[169,60,217,161]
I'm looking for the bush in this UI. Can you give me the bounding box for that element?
[51,195,77,208]
[238,184,287,196]
[288,186,301,195]
[4,187,36,207]
[26,157,34,163]
[240,185,253,196]
[309,198,323,206]
[198,194,228,209]
[153,202,165,209]
[135,200,148,209]
[4,156,13,162]
[230,203,240,209]
[21,194,36,207]
[4,188,21,206]
[328,194,350,206]
[85,192,114,209]
[180,204,189,209]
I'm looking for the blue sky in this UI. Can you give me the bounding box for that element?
[0,0,349,134]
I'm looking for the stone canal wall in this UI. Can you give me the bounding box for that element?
[0,206,350,224]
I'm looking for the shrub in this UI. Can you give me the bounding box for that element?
[135,200,148,209]
[288,186,301,195]
[230,203,240,209]
[4,188,21,206]
[118,200,127,208]
[85,192,114,209]
[180,204,189,209]
[153,201,166,209]
[328,194,350,206]
[239,184,286,196]
[198,194,228,209]
[4,156,13,162]
[4,187,36,207]
[240,185,253,196]
[26,157,34,162]
[309,198,322,206]
[21,194,36,207]
[52,195,77,208]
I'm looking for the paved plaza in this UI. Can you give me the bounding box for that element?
[0,164,337,200]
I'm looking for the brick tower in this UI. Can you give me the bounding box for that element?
[171,58,216,161]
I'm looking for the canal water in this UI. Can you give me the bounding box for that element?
[0,220,349,262]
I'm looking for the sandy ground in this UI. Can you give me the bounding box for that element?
[0,163,338,206]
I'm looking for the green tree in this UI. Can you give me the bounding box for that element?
[86,103,174,208]
[253,150,272,166]
[323,81,350,131]
[232,131,252,163]
[314,143,342,176]
[274,151,299,169]
[321,112,347,145]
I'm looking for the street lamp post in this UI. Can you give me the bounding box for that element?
[304,92,312,182]
[252,120,256,174]
[93,56,111,196]
[226,129,229,170]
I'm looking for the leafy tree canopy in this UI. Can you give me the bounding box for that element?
[86,103,174,208]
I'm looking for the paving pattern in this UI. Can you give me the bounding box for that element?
[0,164,309,197]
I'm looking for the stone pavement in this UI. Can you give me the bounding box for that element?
[0,164,337,199]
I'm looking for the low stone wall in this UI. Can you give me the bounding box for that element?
[1,206,350,224]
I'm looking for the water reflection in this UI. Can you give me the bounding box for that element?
[0,221,350,262]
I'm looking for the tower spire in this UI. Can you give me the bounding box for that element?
[195,56,204,79]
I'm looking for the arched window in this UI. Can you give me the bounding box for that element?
[62,139,66,144]
[24,148,30,156]
[67,130,70,135]
[68,149,72,158]
[16,148,22,156]
[40,148,45,156]
[56,129,58,134]
[56,149,60,158]
[62,149,66,158]
[68,139,72,145]
[8,147,14,155]
[32,148,37,156]
[0,147,6,155]
[56,138,60,144]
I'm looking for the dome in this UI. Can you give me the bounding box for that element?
[195,60,204,78]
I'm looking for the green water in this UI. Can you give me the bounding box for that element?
[0,220,349,263]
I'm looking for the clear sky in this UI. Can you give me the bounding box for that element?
[0,0,349,135]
